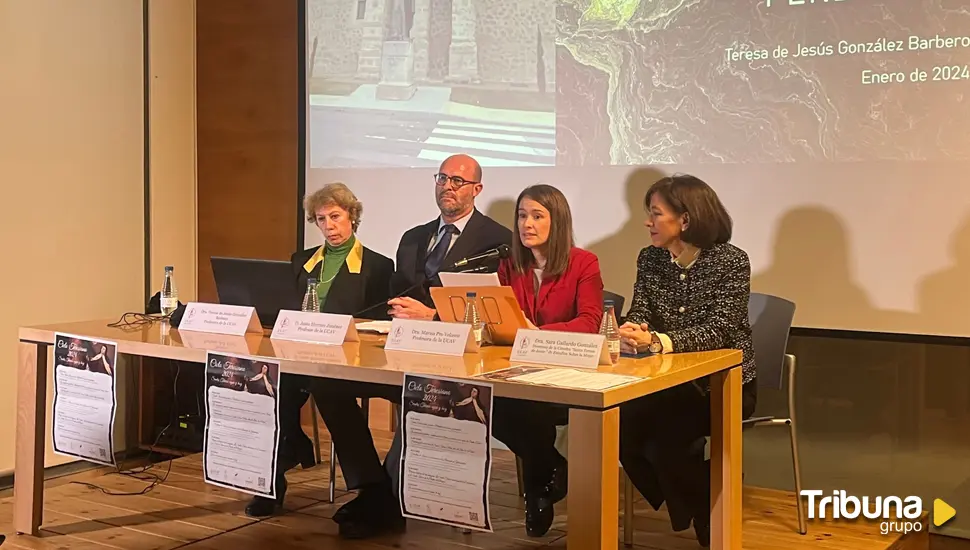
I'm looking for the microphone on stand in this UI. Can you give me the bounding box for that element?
[449,244,510,269]
[351,245,510,317]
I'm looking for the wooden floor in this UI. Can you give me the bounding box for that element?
[0,432,927,550]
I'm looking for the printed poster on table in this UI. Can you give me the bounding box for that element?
[203,352,282,498]
[400,373,494,532]
[52,333,118,466]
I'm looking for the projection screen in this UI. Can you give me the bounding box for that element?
[303,0,970,337]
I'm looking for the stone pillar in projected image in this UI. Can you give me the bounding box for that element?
[376,0,417,100]
[355,0,384,81]
[447,0,480,83]
[410,0,431,81]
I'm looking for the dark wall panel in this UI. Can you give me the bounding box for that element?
[196,0,299,301]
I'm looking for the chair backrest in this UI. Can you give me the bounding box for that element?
[603,290,626,320]
[748,293,796,390]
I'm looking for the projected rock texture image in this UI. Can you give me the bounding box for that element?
[557,0,970,166]
[308,0,556,168]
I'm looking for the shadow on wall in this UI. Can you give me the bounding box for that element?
[915,212,970,469]
[750,206,905,440]
[485,197,517,232]
[585,166,668,317]
[751,205,878,331]
[917,212,970,337]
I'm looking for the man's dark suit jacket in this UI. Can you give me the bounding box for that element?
[291,238,395,320]
[391,209,512,306]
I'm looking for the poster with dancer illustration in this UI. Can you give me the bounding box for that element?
[203,352,281,498]
[52,333,119,466]
[400,373,493,531]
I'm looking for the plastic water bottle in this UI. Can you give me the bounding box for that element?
[160,266,178,316]
[600,300,620,363]
[302,278,320,312]
[463,291,483,345]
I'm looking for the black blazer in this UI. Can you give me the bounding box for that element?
[291,241,394,320]
[390,209,512,306]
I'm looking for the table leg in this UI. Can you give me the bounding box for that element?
[14,341,48,535]
[567,407,619,550]
[710,367,742,549]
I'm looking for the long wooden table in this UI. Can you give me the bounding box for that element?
[14,319,744,549]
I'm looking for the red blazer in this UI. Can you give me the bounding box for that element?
[498,247,604,334]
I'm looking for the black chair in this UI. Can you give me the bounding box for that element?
[604,290,626,320]
[743,292,805,534]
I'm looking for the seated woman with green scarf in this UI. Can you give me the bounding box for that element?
[245,182,394,518]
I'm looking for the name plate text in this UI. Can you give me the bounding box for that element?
[271,310,358,345]
[509,329,609,369]
[178,303,262,336]
[384,319,477,356]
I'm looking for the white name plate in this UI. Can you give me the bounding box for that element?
[384,349,481,375]
[178,331,259,355]
[384,318,478,356]
[178,303,262,336]
[510,329,610,369]
[270,339,359,365]
[271,310,359,345]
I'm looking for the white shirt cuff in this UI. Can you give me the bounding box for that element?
[657,332,673,354]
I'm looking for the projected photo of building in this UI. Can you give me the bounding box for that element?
[307,0,556,169]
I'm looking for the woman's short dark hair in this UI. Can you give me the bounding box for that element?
[645,174,732,248]
[511,184,575,277]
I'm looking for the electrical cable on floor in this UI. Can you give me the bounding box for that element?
[70,361,181,496]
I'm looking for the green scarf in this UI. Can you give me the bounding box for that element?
[316,234,356,309]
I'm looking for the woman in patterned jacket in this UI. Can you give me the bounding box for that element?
[617,174,758,548]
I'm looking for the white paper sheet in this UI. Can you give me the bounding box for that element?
[52,333,119,466]
[438,272,501,287]
[400,374,494,532]
[203,352,282,498]
[484,365,640,391]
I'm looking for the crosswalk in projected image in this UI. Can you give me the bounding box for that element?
[309,101,555,169]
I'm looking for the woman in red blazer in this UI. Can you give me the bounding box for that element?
[492,184,604,538]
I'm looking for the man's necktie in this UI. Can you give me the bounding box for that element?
[424,224,458,280]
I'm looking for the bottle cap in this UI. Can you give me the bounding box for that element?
[466,291,477,298]
[308,278,317,284]
[604,299,614,307]
[164,266,174,271]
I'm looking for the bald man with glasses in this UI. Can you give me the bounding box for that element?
[387,153,512,319]
[305,154,511,540]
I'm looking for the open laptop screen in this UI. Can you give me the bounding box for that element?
[210,257,301,328]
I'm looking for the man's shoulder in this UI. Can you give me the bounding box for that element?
[400,219,438,243]
[473,210,513,239]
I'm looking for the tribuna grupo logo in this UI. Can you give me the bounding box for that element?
[801,490,923,535]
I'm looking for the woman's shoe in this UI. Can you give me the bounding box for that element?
[524,460,567,537]
[524,491,555,537]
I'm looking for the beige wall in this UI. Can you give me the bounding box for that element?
[149,0,198,299]
[0,0,197,474]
